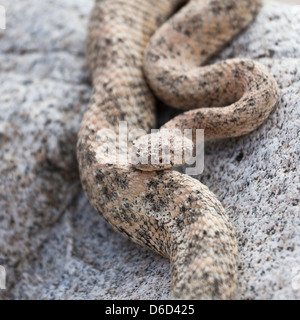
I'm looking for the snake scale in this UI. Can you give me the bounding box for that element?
[77,0,278,299]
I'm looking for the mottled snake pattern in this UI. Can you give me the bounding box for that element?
[77,0,278,299]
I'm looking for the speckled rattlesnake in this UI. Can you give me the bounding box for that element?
[77,0,278,299]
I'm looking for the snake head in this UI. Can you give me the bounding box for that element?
[131,129,194,171]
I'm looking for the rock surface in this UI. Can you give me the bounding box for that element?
[0,0,299,300]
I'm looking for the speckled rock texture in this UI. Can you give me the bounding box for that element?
[0,0,299,300]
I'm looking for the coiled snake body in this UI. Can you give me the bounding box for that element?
[77,0,278,299]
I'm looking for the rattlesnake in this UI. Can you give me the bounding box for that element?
[77,0,278,299]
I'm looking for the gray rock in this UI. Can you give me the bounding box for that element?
[0,0,299,300]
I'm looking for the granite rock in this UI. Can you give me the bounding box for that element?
[0,0,299,300]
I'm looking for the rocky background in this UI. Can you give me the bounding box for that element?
[0,0,299,299]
